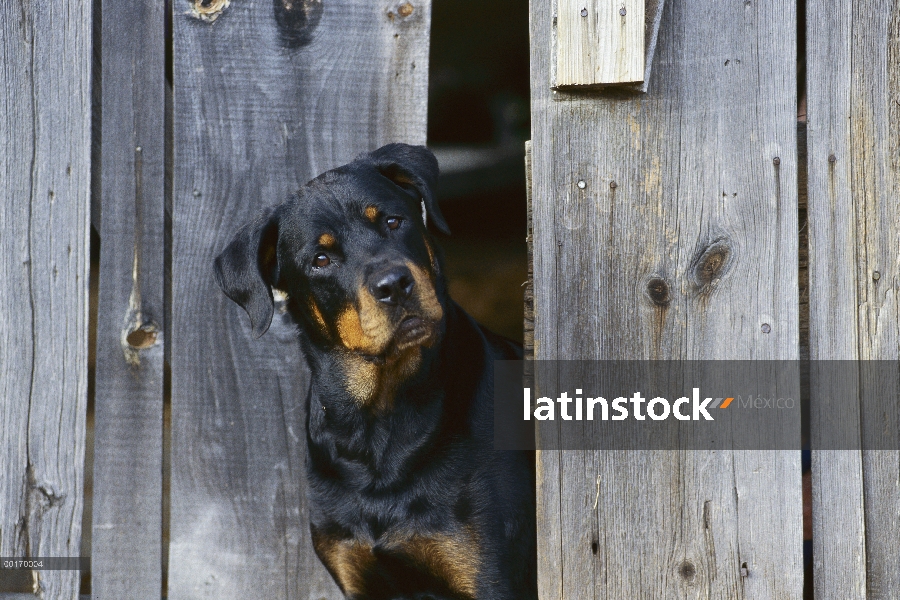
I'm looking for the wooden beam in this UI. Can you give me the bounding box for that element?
[807,0,900,597]
[90,0,166,597]
[0,1,91,596]
[169,0,431,597]
[532,0,802,596]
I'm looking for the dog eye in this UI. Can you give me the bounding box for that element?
[386,217,402,230]
[313,253,330,268]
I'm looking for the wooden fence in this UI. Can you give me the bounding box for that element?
[1,0,899,598]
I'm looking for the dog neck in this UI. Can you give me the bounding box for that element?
[302,301,485,482]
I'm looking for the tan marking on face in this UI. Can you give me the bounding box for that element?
[343,354,380,403]
[318,233,335,248]
[406,261,443,322]
[342,347,422,410]
[336,291,394,355]
[311,531,375,596]
[386,528,480,598]
[308,298,328,334]
[337,265,443,407]
[364,205,379,222]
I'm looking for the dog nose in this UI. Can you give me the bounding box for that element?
[370,266,415,305]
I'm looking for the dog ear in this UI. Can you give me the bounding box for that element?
[364,143,450,235]
[213,208,280,338]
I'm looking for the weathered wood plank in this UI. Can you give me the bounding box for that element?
[554,0,644,87]
[0,2,92,598]
[170,0,430,597]
[524,140,534,361]
[806,1,900,598]
[90,0,166,597]
[531,0,802,596]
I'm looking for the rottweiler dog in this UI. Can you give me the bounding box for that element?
[213,143,536,600]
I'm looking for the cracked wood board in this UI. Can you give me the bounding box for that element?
[0,2,91,598]
[806,1,900,598]
[532,0,802,596]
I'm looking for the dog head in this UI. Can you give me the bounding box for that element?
[214,144,450,369]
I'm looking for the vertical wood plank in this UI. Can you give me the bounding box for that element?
[90,0,166,597]
[170,0,430,597]
[806,0,900,598]
[531,0,802,596]
[0,2,92,598]
[554,0,644,87]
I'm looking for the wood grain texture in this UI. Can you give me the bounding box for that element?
[170,0,430,597]
[0,2,91,598]
[531,0,802,596]
[554,0,644,87]
[806,1,900,598]
[525,140,535,361]
[90,1,166,597]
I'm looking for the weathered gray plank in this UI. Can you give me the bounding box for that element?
[806,1,900,598]
[170,0,430,598]
[531,0,802,596]
[524,140,534,361]
[0,2,92,598]
[90,0,166,597]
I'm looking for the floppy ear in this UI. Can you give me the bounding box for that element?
[364,143,450,235]
[213,208,280,338]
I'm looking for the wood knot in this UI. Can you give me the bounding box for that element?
[188,0,230,22]
[645,277,670,307]
[126,326,159,349]
[274,0,323,48]
[678,560,696,581]
[691,238,733,293]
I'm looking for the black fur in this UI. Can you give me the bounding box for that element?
[214,143,536,600]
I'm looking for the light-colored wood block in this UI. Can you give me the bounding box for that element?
[554,0,645,87]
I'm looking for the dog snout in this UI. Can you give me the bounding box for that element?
[369,266,415,306]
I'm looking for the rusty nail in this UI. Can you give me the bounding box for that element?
[761,323,771,334]
[398,3,414,17]
[828,154,837,163]
[619,6,626,16]
[773,156,781,165]
[609,181,618,189]
[873,271,881,281]
[577,180,587,189]
[581,7,588,17]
